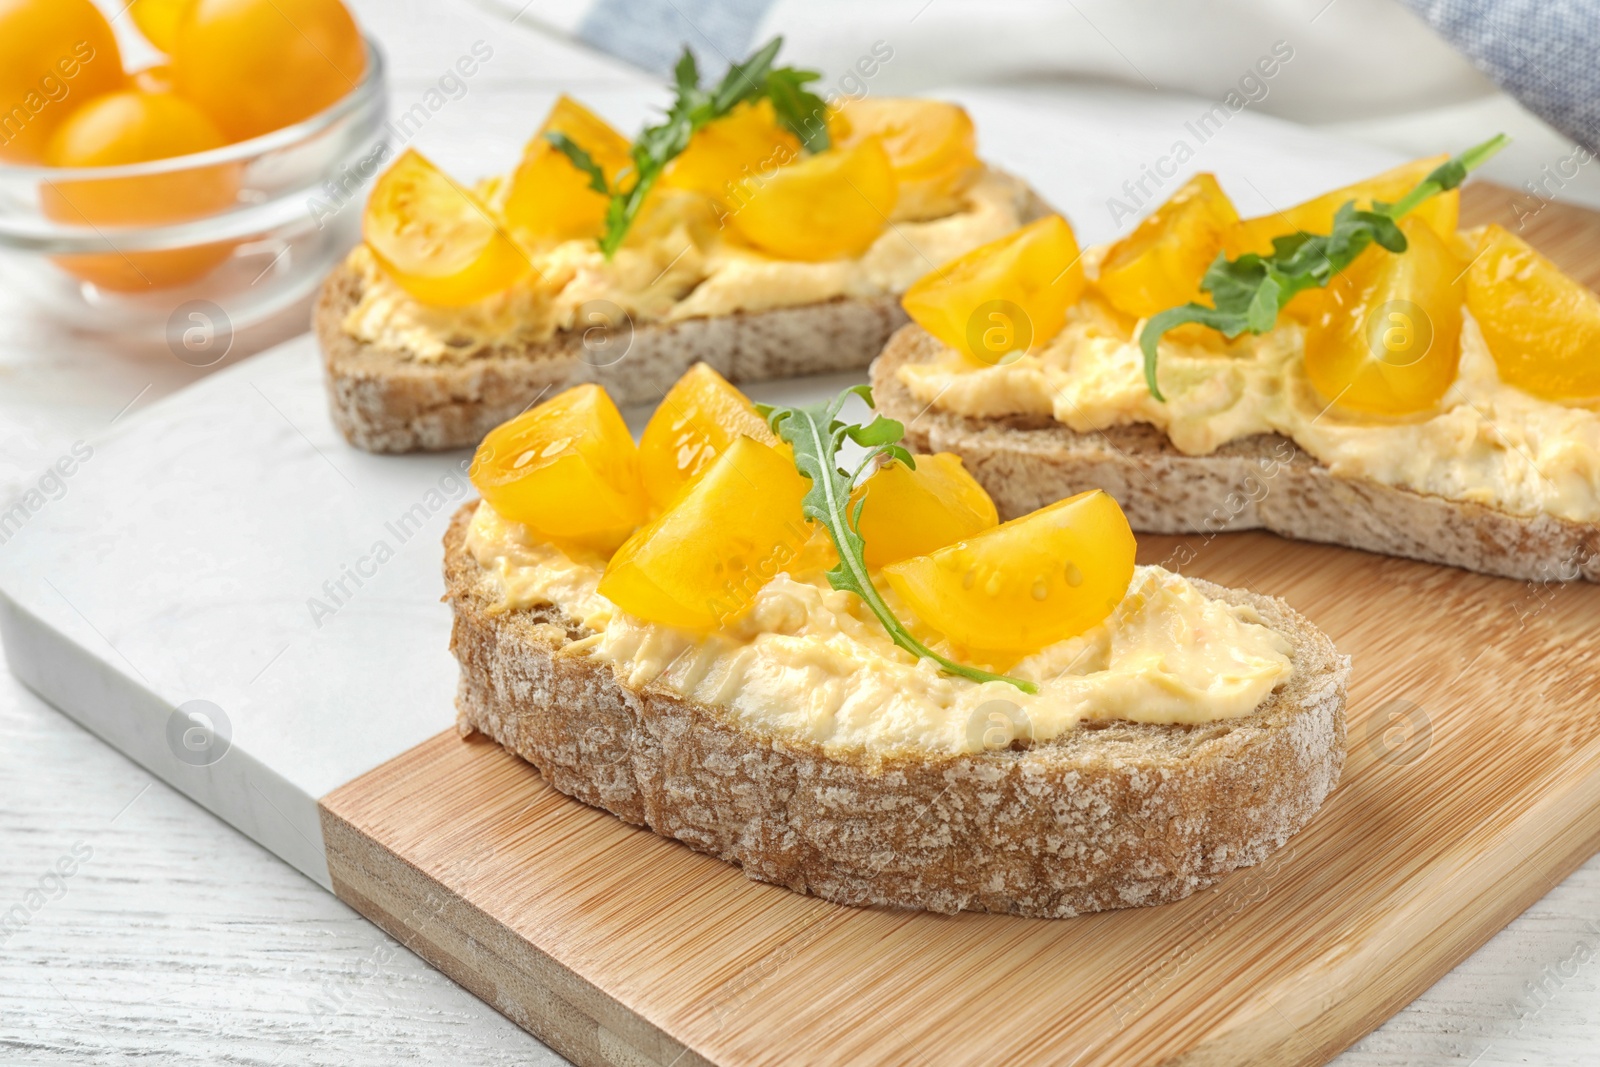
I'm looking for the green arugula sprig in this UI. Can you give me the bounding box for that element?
[758,386,1038,695]
[1137,133,1510,400]
[547,36,830,259]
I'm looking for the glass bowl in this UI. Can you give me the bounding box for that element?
[0,39,388,340]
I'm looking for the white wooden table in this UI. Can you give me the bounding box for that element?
[2,1,1596,1063]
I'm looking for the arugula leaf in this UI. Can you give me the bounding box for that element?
[544,35,830,258]
[711,36,781,113]
[673,50,699,96]
[765,67,831,153]
[1137,134,1509,400]
[543,132,609,197]
[759,386,1038,695]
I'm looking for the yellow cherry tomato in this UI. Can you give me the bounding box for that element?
[1229,155,1458,258]
[43,91,227,178]
[173,0,366,142]
[469,384,648,553]
[364,149,532,307]
[663,99,800,206]
[503,95,633,243]
[599,435,813,630]
[830,97,980,220]
[901,214,1086,364]
[1094,173,1240,320]
[130,0,194,53]
[1304,216,1464,415]
[883,489,1136,656]
[1468,224,1600,401]
[853,453,997,570]
[638,363,782,509]
[0,0,124,163]
[42,89,240,291]
[729,137,897,261]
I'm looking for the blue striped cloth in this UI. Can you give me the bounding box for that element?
[1399,0,1600,152]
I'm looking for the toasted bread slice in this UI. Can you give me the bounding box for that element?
[317,178,1054,454]
[444,504,1349,918]
[873,325,1600,584]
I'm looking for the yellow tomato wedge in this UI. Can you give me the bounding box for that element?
[883,489,1136,656]
[638,363,782,509]
[1229,154,1458,257]
[503,95,632,243]
[364,149,531,307]
[469,384,647,553]
[853,453,998,569]
[663,99,800,206]
[1094,173,1239,319]
[830,98,980,220]
[599,436,813,630]
[1468,224,1600,401]
[1304,216,1464,414]
[729,137,897,261]
[901,214,1085,364]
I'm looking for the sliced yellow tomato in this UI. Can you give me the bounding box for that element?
[503,95,632,243]
[1304,216,1463,415]
[364,149,531,307]
[626,185,723,251]
[599,435,813,630]
[883,489,1135,656]
[728,137,897,261]
[1094,173,1239,320]
[901,214,1085,364]
[1229,155,1457,258]
[469,384,647,552]
[853,453,997,569]
[662,98,800,206]
[638,363,782,508]
[1468,224,1600,401]
[830,97,979,220]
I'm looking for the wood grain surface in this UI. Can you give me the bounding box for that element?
[319,184,1600,1066]
[319,530,1600,1066]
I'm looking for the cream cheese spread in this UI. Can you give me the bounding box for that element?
[343,169,1032,364]
[464,501,1295,758]
[898,296,1600,523]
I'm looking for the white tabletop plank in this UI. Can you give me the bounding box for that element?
[2,0,1596,1063]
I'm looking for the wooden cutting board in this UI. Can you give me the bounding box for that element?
[319,182,1600,1067]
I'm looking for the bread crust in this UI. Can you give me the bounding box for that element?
[444,504,1348,918]
[872,325,1600,583]
[316,265,909,454]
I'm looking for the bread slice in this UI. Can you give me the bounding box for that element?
[318,270,906,453]
[444,503,1349,918]
[317,177,1054,454]
[873,325,1600,584]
